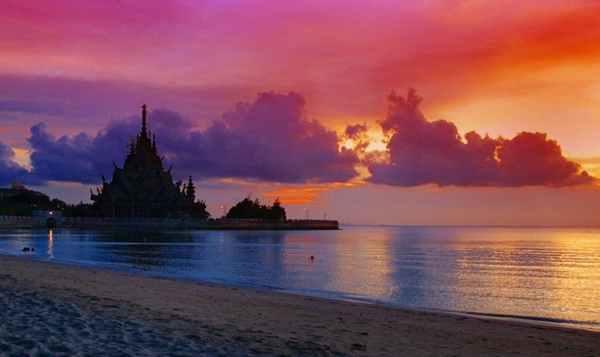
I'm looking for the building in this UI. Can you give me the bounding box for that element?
[0,180,45,200]
[32,210,63,227]
[91,104,199,217]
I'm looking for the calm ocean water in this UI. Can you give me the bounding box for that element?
[1,225,599,331]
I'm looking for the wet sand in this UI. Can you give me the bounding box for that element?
[1,254,598,356]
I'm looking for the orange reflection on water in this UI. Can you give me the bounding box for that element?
[538,229,600,323]
[325,229,396,299]
[452,227,600,324]
[280,231,396,299]
[47,229,53,258]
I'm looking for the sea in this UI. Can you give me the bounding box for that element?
[1,225,599,331]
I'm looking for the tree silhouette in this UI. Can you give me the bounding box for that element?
[226,195,286,220]
[189,199,209,218]
[270,198,287,220]
[186,175,195,202]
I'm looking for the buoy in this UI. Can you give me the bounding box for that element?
[310,255,314,260]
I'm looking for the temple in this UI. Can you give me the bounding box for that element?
[91,104,203,217]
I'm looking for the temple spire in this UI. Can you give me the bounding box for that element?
[141,103,148,138]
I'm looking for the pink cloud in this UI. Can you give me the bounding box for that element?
[497,132,593,186]
[366,89,596,187]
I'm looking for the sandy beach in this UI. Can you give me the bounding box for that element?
[1,254,598,356]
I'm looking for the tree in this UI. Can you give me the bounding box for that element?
[185,175,195,203]
[189,199,210,218]
[50,199,67,211]
[270,198,287,220]
[226,195,286,220]
[226,195,257,218]
[63,202,94,217]
[0,191,52,216]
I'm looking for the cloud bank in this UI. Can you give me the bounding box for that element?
[27,120,138,185]
[172,92,360,183]
[366,88,595,187]
[25,92,359,185]
[0,140,30,186]
[17,89,596,189]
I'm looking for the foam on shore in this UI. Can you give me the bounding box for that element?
[1,254,598,356]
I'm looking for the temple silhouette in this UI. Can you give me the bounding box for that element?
[91,104,205,217]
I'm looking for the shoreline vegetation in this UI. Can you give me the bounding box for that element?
[1,254,598,356]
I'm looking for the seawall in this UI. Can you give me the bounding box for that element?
[63,217,339,230]
[1,215,338,230]
[0,215,38,228]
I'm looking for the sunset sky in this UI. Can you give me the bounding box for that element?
[1,0,600,225]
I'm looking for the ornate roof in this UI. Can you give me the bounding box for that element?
[91,105,192,217]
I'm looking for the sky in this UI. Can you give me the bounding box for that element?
[1,0,600,225]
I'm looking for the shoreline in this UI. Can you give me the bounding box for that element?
[275,287,600,335]
[1,254,599,356]
[1,215,339,230]
[8,247,599,334]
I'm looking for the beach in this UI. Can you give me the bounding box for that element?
[1,254,598,356]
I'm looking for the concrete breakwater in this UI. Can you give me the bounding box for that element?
[1,212,62,228]
[63,217,339,230]
[1,215,339,230]
[0,215,38,228]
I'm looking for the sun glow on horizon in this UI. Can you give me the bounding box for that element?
[341,127,387,153]
[263,187,330,205]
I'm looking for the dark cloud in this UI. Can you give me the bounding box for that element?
[21,89,595,188]
[164,92,360,183]
[26,92,360,185]
[366,88,596,187]
[345,123,368,138]
[0,140,30,186]
[496,132,593,186]
[27,119,139,184]
[344,123,370,153]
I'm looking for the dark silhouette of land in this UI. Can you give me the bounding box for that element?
[2,104,337,229]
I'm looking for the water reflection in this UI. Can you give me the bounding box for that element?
[1,226,599,330]
[47,229,53,258]
[187,231,289,285]
[448,227,600,324]
[97,230,197,272]
[324,227,395,300]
